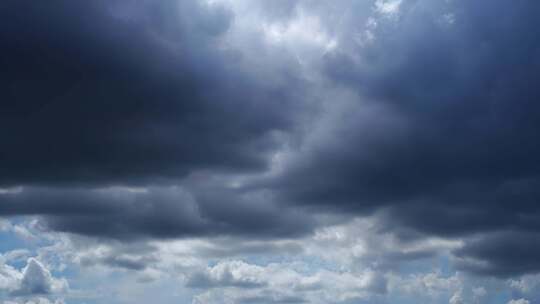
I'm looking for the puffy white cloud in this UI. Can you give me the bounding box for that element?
[0,261,22,293]
[449,290,464,304]
[187,260,267,289]
[22,216,469,304]
[0,258,67,297]
[390,270,463,302]
[187,259,387,304]
[375,0,403,16]
[508,299,530,304]
[15,259,65,296]
[509,274,540,294]
[1,255,67,304]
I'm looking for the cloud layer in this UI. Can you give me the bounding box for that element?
[2,0,540,303]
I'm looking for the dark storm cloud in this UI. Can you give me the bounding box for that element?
[0,187,207,239]
[260,0,540,276]
[0,0,300,186]
[0,0,316,242]
[0,186,315,240]
[454,231,540,278]
[278,0,540,208]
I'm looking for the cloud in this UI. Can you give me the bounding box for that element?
[252,0,540,277]
[0,186,315,240]
[187,260,387,304]
[0,0,303,186]
[11,258,68,297]
[16,259,53,295]
[0,215,513,304]
[2,4,540,304]
[510,274,540,295]
[0,0,318,244]
[453,231,540,277]
[0,255,67,304]
[375,0,403,16]
[237,293,308,304]
[0,262,21,293]
[186,261,267,289]
[508,299,530,304]
[5,298,65,304]
[449,290,464,304]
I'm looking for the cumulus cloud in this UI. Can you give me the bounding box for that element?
[0,262,21,294]
[187,260,387,304]
[0,255,67,304]
[449,290,464,304]
[11,259,68,297]
[187,261,267,289]
[509,274,540,295]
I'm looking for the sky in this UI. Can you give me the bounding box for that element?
[1,0,540,303]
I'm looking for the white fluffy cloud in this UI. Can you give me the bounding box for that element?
[0,256,67,298]
[190,260,387,304]
[13,259,68,296]
[0,261,22,293]
[449,290,464,304]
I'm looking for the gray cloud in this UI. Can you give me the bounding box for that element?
[192,239,304,259]
[2,0,540,283]
[0,0,302,186]
[454,231,540,278]
[238,294,307,304]
[255,0,540,277]
[0,186,316,240]
[186,272,266,289]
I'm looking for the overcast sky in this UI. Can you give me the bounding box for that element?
[1,0,540,303]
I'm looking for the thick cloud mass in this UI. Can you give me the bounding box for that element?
[0,0,299,186]
[454,231,540,277]
[277,0,540,212]
[2,0,540,294]
[0,187,314,240]
[0,0,313,241]
[261,0,540,276]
